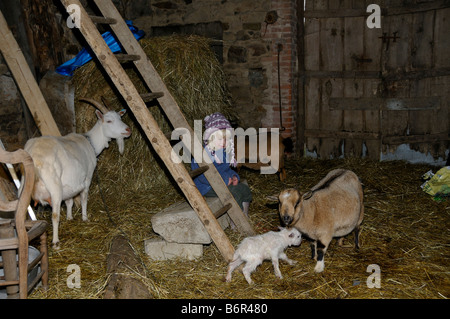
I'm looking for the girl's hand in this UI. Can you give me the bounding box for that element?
[228,176,239,186]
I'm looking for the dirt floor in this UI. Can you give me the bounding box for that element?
[29,157,449,299]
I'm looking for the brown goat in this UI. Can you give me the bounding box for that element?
[234,132,287,181]
[277,169,364,272]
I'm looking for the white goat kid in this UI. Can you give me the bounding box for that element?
[24,98,131,248]
[226,227,301,284]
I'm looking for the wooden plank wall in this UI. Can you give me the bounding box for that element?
[303,0,449,161]
[381,3,450,158]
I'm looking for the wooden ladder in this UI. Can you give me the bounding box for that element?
[60,0,255,262]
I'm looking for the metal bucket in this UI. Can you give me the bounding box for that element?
[0,246,40,298]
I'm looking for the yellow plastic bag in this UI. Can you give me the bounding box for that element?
[421,166,450,200]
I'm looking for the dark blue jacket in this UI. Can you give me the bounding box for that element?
[191,146,239,195]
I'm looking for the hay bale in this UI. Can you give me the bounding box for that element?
[72,35,236,206]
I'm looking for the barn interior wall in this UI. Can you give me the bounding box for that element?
[122,0,299,142]
[1,0,448,164]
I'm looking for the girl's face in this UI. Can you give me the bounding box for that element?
[209,130,227,150]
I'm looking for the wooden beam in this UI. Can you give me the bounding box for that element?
[0,10,60,137]
[300,70,381,79]
[304,0,449,18]
[383,67,450,81]
[329,97,441,111]
[382,133,449,145]
[301,68,450,80]
[305,129,380,140]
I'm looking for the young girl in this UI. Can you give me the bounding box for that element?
[191,112,252,216]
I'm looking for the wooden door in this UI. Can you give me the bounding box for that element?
[302,0,449,161]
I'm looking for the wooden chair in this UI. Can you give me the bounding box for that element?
[0,148,48,299]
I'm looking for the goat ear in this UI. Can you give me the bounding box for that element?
[289,232,294,238]
[95,109,104,120]
[118,109,126,117]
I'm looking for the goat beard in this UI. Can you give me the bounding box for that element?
[116,137,125,154]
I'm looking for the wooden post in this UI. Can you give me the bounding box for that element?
[0,10,60,137]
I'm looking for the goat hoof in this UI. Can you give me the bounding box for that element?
[52,242,61,250]
[314,261,324,273]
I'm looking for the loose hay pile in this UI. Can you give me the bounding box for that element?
[30,156,449,299]
[28,35,449,299]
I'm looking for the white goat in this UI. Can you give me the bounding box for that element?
[226,227,301,284]
[277,169,364,273]
[24,98,131,248]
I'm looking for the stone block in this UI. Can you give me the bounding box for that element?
[227,45,247,63]
[144,237,203,261]
[151,197,230,244]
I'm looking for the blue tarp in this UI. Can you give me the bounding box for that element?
[56,21,145,76]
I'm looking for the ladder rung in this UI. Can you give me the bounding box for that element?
[166,130,187,141]
[213,203,232,219]
[189,165,209,178]
[115,54,141,62]
[140,92,164,102]
[89,15,117,24]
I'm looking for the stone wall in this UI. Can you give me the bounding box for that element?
[132,0,299,143]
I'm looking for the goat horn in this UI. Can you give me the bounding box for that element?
[100,96,113,111]
[79,98,110,114]
[302,191,313,200]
